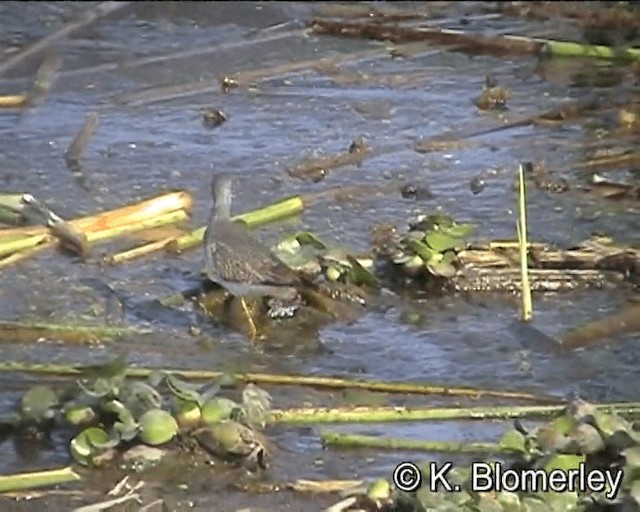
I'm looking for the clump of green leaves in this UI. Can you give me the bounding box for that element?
[393,213,474,279]
[0,360,274,470]
[388,400,640,512]
[273,230,378,287]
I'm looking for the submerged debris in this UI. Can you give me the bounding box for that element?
[220,76,240,93]
[287,137,373,182]
[200,107,228,129]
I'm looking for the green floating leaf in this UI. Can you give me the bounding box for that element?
[277,244,322,272]
[441,223,475,239]
[592,410,632,438]
[630,479,640,505]
[623,446,640,472]
[519,496,552,512]
[408,238,438,262]
[536,424,570,452]
[475,495,504,512]
[326,264,343,282]
[499,429,527,454]
[426,259,457,278]
[20,385,58,422]
[242,384,272,428]
[165,373,204,406]
[496,491,520,511]
[549,414,579,436]
[347,255,379,287]
[64,405,96,426]
[425,230,465,253]
[568,423,604,454]
[366,479,391,502]
[120,381,162,416]
[216,372,240,389]
[534,490,578,512]
[542,453,585,473]
[194,420,257,458]
[295,231,326,250]
[138,409,178,446]
[77,377,119,399]
[173,399,202,429]
[201,397,241,425]
[413,213,455,232]
[70,427,116,466]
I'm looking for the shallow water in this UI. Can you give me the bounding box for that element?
[0,2,638,510]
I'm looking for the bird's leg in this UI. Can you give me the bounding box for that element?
[239,296,259,341]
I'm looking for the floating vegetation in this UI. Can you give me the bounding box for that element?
[324,400,640,511]
[287,136,373,182]
[380,213,475,281]
[0,361,274,472]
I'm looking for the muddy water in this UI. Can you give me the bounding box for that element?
[0,2,638,510]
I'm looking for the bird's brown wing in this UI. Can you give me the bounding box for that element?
[210,221,302,287]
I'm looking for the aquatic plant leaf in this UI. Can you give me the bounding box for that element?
[147,370,165,388]
[138,409,178,446]
[70,426,116,466]
[441,250,456,264]
[274,233,301,255]
[20,385,58,421]
[426,260,457,278]
[173,398,202,429]
[630,480,640,505]
[326,264,343,282]
[536,424,571,452]
[392,253,412,264]
[441,223,475,239]
[194,420,255,457]
[201,397,241,425]
[623,446,640,471]
[242,384,272,411]
[76,357,127,380]
[475,495,503,512]
[549,414,578,435]
[165,374,204,406]
[295,231,327,250]
[276,243,321,271]
[347,255,379,287]
[498,429,527,454]
[77,377,117,398]
[496,491,520,510]
[519,497,552,512]
[242,384,272,428]
[568,399,597,422]
[408,239,437,262]
[542,453,585,474]
[216,372,239,388]
[366,479,391,502]
[425,231,465,253]
[411,213,455,232]
[592,410,632,438]
[121,381,163,418]
[64,405,96,426]
[567,423,604,454]
[415,485,446,509]
[535,489,578,512]
[122,444,167,469]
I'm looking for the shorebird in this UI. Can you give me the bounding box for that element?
[203,172,305,337]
